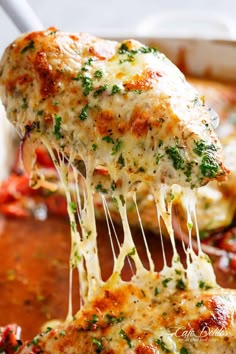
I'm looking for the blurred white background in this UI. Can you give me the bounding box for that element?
[0,0,236,56]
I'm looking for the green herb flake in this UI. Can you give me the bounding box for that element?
[180,348,189,354]
[112,139,122,155]
[176,278,186,291]
[128,247,136,256]
[37,109,44,116]
[22,98,28,110]
[79,104,89,121]
[156,338,170,353]
[154,287,161,296]
[118,43,129,54]
[119,194,125,206]
[139,46,158,54]
[21,40,35,54]
[119,329,132,348]
[106,314,124,324]
[200,154,219,178]
[118,153,125,168]
[162,277,172,288]
[82,76,94,96]
[94,70,103,79]
[69,201,77,214]
[95,183,108,194]
[166,146,184,170]
[31,335,40,345]
[155,153,163,165]
[81,58,93,71]
[175,269,182,275]
[72,73,83,81]
[111,85,121,95]
[193,140,217,157]
[187,221,193,231]
[89,314,99,324]
[92,337,103,353]
[59,330,66,336]
[102,135,114,144]
[199,280,212,290]
[196,300,204,307]
[53,114,62,140]
[71,221,76,232]
[94,84,109,97]
[92,143,98,151]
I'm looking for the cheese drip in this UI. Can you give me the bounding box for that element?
[41,136,217,319]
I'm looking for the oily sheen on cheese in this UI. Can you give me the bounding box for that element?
[0,28,235,354]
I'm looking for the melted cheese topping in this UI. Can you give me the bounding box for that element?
[0,29,233,353]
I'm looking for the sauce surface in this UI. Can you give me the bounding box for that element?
[0,215,234,341]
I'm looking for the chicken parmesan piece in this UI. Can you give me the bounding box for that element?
[0,29,235,354]
[0,28,228,192]
[18,278,236,354]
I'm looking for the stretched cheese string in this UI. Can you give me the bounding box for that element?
[132,192,154,272]
[41,135,218,319]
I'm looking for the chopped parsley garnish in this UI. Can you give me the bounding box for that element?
[111,84,121,95]
[82,76,94,96]
[79,104,89,121]
[92,143,98,151]
[196,300,204,307]
[112,139,122,155]
[59,330,66,336]
[139,46,158,54]
[154,287,161,296]
[106,314,124,324]
[166,146,184,170]
[93,84,109,97]
[92,337,103,353]
[118,153,125,168]
[184,161,194,181]
[31,335,40,345]
[111,181,116,191]
[176,278,186,290]
[81,58,93,71]
[21,40,35,54]
[162,278,172,288]
[21,98,28,110]
[37,110,44,116]
[156,338,170,353]
[199,280,212,290]
[119,194,125,206]
[102,135,114,144]
[94,70,103,79]
[89,314,99,324]
[95,183,108,194]
[180,348,189,354]
[118,43,129,54]
[200,154,219,178]
[193,140,217,156]
[133,89,142,94]
[69,201,77,214]
[128,247,136,256]
[119,329,132,348]
[53,114,62,140]
[118,42,158,55]
[155,153,164,165]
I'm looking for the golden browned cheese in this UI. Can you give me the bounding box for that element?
[0,30,235,354]
[0,28,228,191]
[18,279,236,354]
